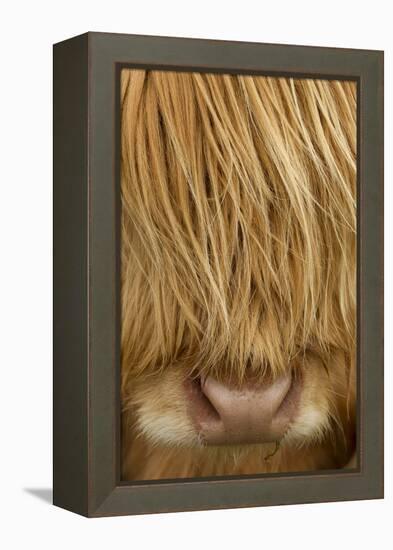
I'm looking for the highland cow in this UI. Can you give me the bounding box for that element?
[120,69,356,480]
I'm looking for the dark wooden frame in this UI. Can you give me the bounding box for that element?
[53,32,384,517]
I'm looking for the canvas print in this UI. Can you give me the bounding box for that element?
[120,69,357,481]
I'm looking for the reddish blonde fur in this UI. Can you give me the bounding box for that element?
[120,69,356,480]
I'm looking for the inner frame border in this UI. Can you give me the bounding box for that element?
[114,63,361,487]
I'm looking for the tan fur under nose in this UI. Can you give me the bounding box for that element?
[120,69,357,480]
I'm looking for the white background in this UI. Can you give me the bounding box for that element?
[0,1,390,548]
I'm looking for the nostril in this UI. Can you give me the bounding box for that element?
[200,374,292,419]
[186,372,301,446]
[200,375,247,419]
[186,377,221,425]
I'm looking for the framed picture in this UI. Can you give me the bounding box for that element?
[53,32,384,517]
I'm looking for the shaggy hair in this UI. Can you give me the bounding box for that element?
[120,69,357,480]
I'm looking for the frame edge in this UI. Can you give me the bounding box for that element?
[53,33,90,517]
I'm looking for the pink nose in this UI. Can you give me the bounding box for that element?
[187,372,301,445]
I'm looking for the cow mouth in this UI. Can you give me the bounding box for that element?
[184,370,302,446]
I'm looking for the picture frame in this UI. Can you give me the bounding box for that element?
[53,32,384,517]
